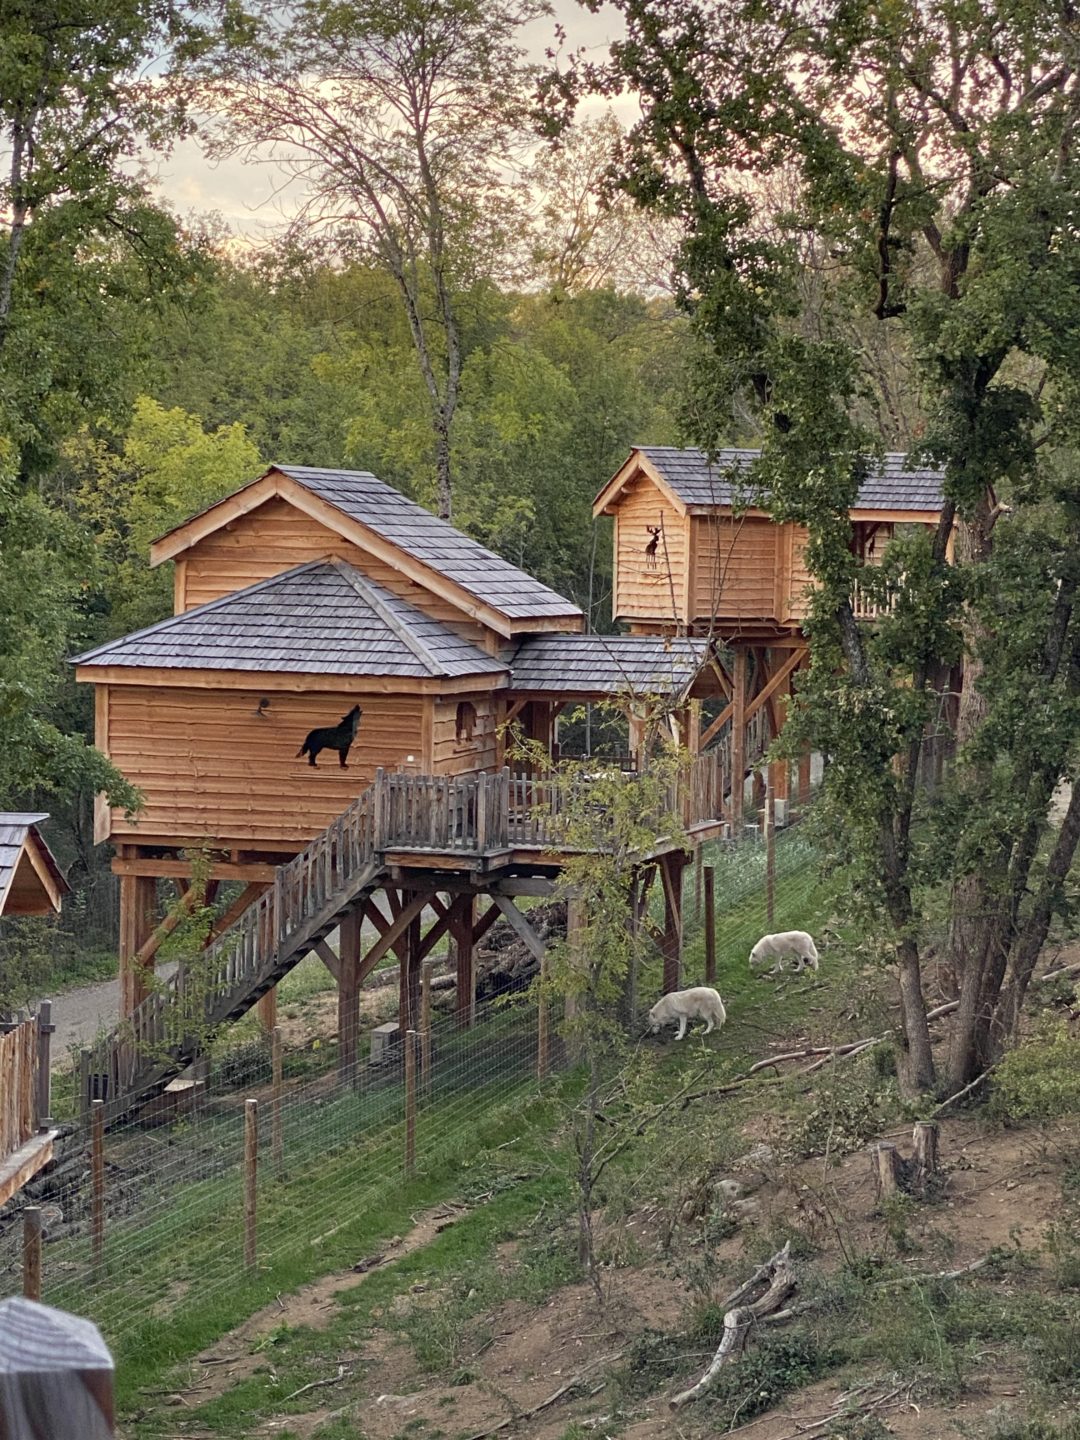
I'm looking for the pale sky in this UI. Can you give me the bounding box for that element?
[147,0,631,241]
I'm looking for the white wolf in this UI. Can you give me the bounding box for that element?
[749,930,820,976]
[647,986,727,1041]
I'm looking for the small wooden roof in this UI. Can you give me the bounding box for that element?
[150,465,583,638]
[0,814,69,918]
[0,1297,114,1438]
[594,447,945,521]
[73,561,507,683]
[510,634,710,699]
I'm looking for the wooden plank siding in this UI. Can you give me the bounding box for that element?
[613,476,688,624]
[689,514,780,625]
[431,693,500,777]
[783,524,815,622]
[179,495,500,653]
[100,684,429,846]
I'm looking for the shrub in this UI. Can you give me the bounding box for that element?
[992,1022,1080,1123]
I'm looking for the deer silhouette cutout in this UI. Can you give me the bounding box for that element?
[645,524,663,568]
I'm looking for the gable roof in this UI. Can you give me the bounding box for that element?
[0,814,69,917]
[151,465,583,635]
[594,447,945,517]
[72,561,507,682]
[510,634,709,699]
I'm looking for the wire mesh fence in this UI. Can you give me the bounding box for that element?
[0,815,828,1367]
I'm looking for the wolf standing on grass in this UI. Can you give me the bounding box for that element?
[297,705,363,768]
[648,987,727,1040]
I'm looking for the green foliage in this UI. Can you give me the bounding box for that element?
[992,1022,1080,1123]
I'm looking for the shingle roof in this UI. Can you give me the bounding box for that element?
[637,447,944,512]
[73,561,507,681]
[273,466,582,623]
[510,634,709,697]
[0,813,68,916]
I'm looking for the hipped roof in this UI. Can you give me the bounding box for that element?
[594,446,945,517]
[509,633,709,699]
[151,465,583,635]
[73,561,506,681]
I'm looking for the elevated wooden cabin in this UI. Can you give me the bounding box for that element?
[73,465,722,1077]
[594,446,947,822]
[594,447,945,639]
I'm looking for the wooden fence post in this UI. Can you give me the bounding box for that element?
[694,848,703,921]
[704,865,716,985]
[271,1027,284,1178]
[765,792,776,930]
[244,1098,258,1271]
[404,1031,418,1177]
[91,1101,105,1274]
[537,950,550,1081]
[22,1207,41,1301]
[36,1001,53,1132]
[420,961,433,1098]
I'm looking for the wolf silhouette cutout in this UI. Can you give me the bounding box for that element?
[297,705,363,768]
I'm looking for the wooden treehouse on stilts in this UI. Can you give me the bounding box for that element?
[73,466,729,1120]
[74,448,946,1121]
[593,446,949,827]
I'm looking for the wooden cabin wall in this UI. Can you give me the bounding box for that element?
[783,524,814,622]
[612,477,688,624]
[689,514,780,624]
[98,683,426,847]
[431,693,499,777]
[178,496,499,653]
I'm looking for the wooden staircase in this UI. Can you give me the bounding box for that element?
[82,784,386,1121]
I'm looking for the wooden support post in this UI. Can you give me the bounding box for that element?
[731,648,747,832]
[659,853,685,995]
[871,1141,903,1204]
[36,1000,53,1131]
[564,898,584,1059]
[255,988,277,1034]
[694,847,703,921]
[797,747,812,806]
[537,949,550,1081]
[765,791,776,930]
[22,1207,41,1301]
[398,902,423,1036]
[244,1098,258,1271]
[420,961,434,1097]
[704,866,716,985]
[91,1100,104,1273]
[338,908,362,1086]
[118,874,157,1017]
[271,1026,284,1178]
[452,894,476,1029]
[404,1030,418,1177]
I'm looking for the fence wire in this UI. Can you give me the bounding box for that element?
[0,818,826,1365]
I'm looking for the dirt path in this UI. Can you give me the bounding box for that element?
[49,963,178,1062]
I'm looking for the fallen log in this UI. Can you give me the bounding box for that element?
[669,1242,795,1410]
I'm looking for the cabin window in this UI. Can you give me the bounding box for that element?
[455,701,478,744]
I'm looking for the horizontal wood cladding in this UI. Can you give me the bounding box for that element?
[180,495,499,652]
[431,693,499,777]
[690,514,780,624]
[101,684,427,846]
[784,524,815,622]
[613,476,688,624]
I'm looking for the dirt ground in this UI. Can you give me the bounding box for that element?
[142,1099,1079,1440]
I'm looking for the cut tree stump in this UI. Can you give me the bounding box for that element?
[871,1141,904,1204]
